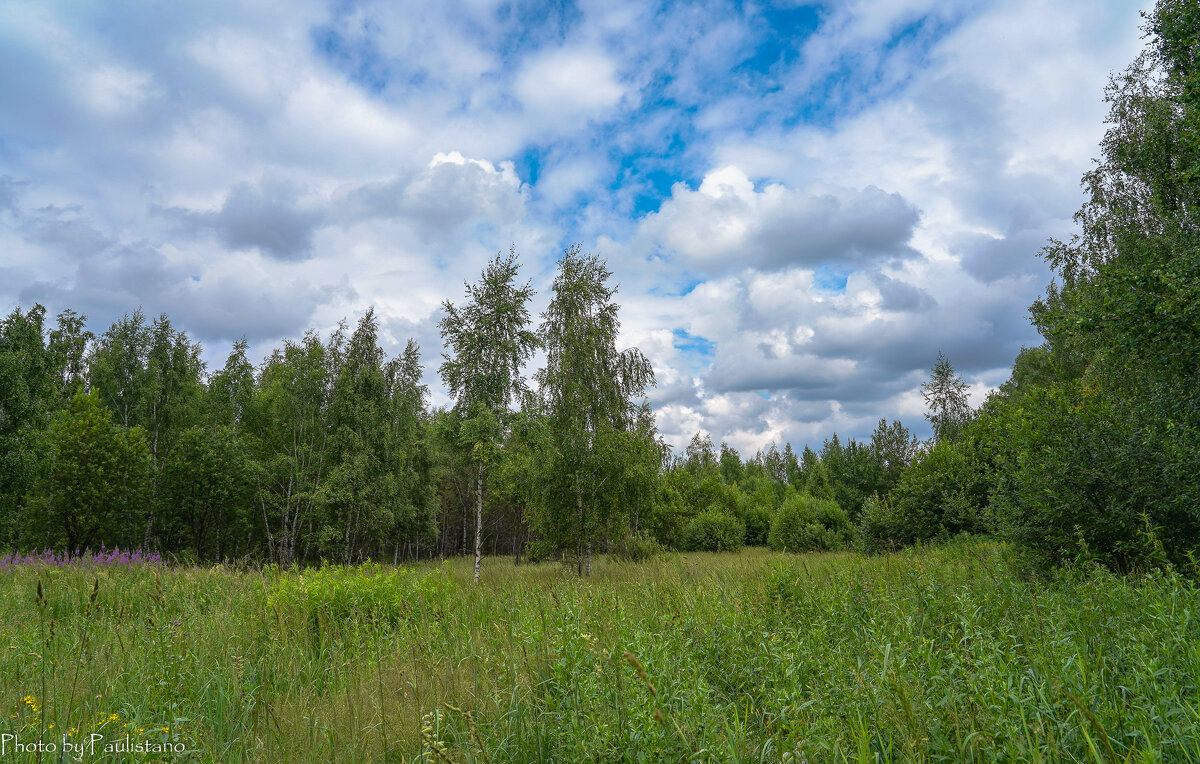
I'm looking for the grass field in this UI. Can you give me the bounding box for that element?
[1,539,1199,762]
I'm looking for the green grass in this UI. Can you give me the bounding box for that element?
[1,539,1199,762]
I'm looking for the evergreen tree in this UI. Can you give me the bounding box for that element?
[718,441,744,485]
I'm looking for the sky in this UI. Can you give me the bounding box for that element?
[0,0,1148,456]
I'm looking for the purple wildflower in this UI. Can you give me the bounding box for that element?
[0,547,165,571]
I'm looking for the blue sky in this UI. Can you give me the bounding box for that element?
[0,0,1147,454]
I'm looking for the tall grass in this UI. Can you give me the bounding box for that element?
[0,539,1197,761]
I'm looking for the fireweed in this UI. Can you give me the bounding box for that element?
[0,547,164,571]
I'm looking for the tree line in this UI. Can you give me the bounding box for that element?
[0,238,941,575]
[0,244,667,575]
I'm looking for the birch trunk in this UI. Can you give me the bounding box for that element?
[473,463,483,584]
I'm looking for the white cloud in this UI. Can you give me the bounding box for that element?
[514,46,625,125]
[638,166,919,272]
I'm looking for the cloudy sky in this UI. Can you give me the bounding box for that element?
[0,0,1147,455]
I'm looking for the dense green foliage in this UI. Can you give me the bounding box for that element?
[680,509,744,552]
[999,0,1200,569]
[3,542,1199,761]
[768,492,850,552]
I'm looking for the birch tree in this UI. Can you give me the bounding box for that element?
[922,351,972,443]
[438,248,537,583]
[533,245,654,576]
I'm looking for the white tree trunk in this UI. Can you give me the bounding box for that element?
[473,464,483,584]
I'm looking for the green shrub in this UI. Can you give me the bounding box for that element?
[741,504,773,546]
[769,495,814,552]
[768,494,849,552]
[682,510,745,552]
[989,383,1199,570]
[608,530,661,562]
[812,498,853,542]
[888,436,992,544]
[768,493,854,552]
[645,485,691,549]
[859,493,905,554]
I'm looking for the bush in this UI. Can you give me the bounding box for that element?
[608,531,661,562]
[859,494,905,554]
[812,499,853,542]
[768,494,849,552]
[741,503,773,546]
[682,510,745,552]
[644,485,691,549]
[769,498,813,552]
[990,383,1199,570]
[888,436,992,544]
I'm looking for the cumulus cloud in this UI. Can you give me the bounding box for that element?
[514,46,625,125]
[639,166,919,272]
[334,152,527,243]
[160,178,322,261]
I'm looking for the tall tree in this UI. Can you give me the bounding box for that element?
[683,432,717,477]
[322,310,393,564]
[533,245,654,576]
[28,393,151,551]
[87,311,203,546]
[870,418,921,496]
[158,424,253,560]
[718,441,744,485]
[438,248,538,583]
[383,338,437,562]
[922,352,972,443]
[1006,0,1200,567]
[249,330,333,566]
[46,308,92,400]
[87,310,150,430]
[206,338,256,429]
[0,306,56,546]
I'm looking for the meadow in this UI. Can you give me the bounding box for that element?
[1,540,1199,762]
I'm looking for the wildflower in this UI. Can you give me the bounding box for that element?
[109,713,119,722]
